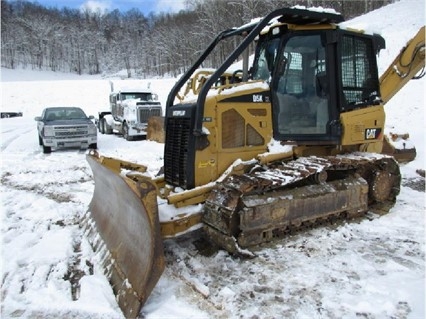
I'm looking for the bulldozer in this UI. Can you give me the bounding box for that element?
[83,7,425,318]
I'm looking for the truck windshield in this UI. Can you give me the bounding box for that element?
[121,93,153,101]
[45,108,87,120]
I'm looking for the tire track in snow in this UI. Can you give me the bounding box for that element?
[1,173,91,204]
[1,127,35,151]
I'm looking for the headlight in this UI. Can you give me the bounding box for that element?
[88,124,97,135]
[43,126,54,137]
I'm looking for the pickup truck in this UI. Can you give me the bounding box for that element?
[35,107,97,154]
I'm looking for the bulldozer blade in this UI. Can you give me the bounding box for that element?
[85,154,165,318]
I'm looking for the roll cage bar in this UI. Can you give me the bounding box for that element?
[165,7,344,136]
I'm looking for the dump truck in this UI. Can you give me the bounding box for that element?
[84,7,425,318]
[97,81,162,140]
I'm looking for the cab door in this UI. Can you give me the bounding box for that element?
[271,31,340,144]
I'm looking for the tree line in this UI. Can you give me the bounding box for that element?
[1,0,395,78]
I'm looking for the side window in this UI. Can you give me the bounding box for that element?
[252,38,280,82]
[341,35,380,108]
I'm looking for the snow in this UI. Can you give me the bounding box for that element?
[292,5,339,15]
[110,79,154,93]
[1,0,425,318]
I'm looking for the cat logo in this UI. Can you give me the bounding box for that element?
[365,128,381,140]
[253,94,263,102]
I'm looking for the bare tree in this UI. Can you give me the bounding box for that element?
[0,0,395,76]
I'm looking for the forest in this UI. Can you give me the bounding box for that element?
[1,0,395,78]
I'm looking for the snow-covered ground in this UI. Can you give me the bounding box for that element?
[1,0,425,318]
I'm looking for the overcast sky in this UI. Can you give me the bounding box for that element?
[26,0,187,15]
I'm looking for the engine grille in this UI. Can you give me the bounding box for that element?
[164,117,191,188]
[138,107,162,123]
[54,125,88,138]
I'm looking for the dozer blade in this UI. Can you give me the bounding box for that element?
[85,153,165,318]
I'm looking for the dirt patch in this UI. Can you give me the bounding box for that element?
[402,177,425,192]
[63,238,92,301]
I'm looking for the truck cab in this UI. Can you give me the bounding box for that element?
[251,25,384,147]
[99,84,162,141]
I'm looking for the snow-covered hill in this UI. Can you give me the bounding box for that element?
[1,0,424,318]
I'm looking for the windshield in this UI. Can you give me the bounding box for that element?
[45,108,87,121]
[121,93,154,101]
[252,37,281,82]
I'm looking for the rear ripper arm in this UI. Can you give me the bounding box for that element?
[379,26,425,105]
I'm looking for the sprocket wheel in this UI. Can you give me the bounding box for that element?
[369,170,393,203]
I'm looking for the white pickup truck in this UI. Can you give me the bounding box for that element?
[35,107,97,154]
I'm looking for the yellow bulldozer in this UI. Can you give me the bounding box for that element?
[84,7,425,318]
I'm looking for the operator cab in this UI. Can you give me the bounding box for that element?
[251,25,385,145]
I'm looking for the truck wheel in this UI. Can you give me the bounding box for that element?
[42,144,51,154]
[89,143,98,149]
[99,119,105,134]
[123,122,132,141]
[102,119,112,134]
[104,121,113,134]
